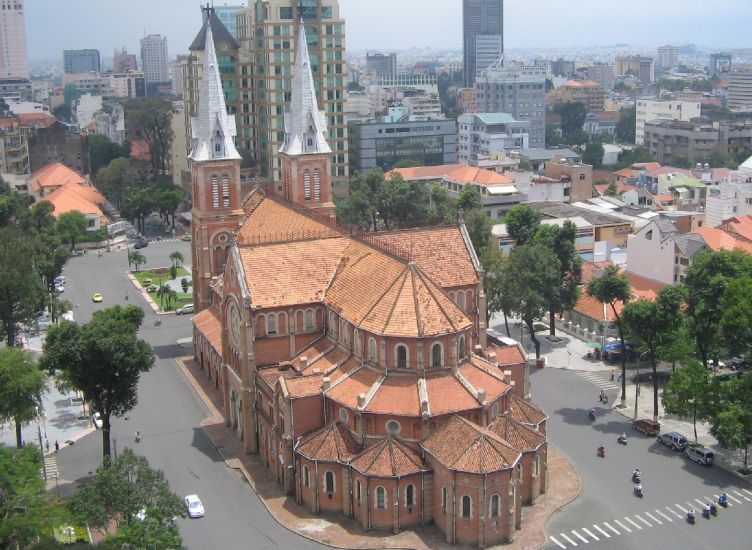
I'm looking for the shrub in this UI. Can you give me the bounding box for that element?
[169,265,177,279]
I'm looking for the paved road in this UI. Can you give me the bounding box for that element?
[54,241,325,549]
[531,367,752,550]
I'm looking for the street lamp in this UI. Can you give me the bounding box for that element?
[634,349,651,421]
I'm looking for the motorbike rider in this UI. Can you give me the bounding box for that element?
[619,432,627,443]
[719,492,728,505]
[597,444,605,456]
[135,429,141,442]
[688,508,695,520]
[589,408,596,419]
[703,503,712,517]
[634,482,643,495]
[633,467,641,479]
[710,501,718,514]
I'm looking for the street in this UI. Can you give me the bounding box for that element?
[53,240,325,550]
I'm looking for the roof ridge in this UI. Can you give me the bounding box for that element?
[388,435,397,475]
[415,267,462,333]
[408,264,423,337]
[357,262,407,333]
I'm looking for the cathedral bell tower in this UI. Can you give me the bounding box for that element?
[278,20,335,217]
[189,23,244,313]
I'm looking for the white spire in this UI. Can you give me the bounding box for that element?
[279,20,332,156]
[189,24,240,162]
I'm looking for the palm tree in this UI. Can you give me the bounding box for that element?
[169,251,184,269]
[128,251,146,272]
[156,284,170,309]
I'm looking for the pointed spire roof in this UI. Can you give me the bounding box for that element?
[190,8,239,51]
[278,20,332,156]
[189,24,240,162]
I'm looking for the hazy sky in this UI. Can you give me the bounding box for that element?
[25,0,751,62]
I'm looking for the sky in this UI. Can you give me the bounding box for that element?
[24,0,752,62]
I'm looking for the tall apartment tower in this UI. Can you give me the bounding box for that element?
[463,0,504,88]
[113,48,138,72]
[709,52,732,78]
[656,45,679,75]
[0,0,28,79]
[63,49,101,74]
[236,0,348,193]
[728,70,752,111]
[189,24,245,313]
[140,34,170,83]
[366,52,397,79]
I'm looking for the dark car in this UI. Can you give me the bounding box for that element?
[133,239,148,249]
[632,418,661,436]
[657,431,688,451]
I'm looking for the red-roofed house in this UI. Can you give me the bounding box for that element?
[28,161,88,198]
[45,181,108,230]
[720,215,752,242]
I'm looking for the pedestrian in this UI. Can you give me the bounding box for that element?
[610,371,615,381]
[617,372,622,382]
[45,440,50,453]
[54,440,59,453]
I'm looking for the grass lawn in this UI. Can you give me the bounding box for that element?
[131,266,192,311]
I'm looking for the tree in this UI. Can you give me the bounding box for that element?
[720,275,752,356]
[96,157,135,210]
[708,147,737,169]
[56,211,88,250]
[456,185,482,213]
[500,243,561,358]
[391,158,424,169]
[40,306,155,457]
[155,187,183,229]
[587,265,632,404]
[662,359,711,443]
[614,146,655,170]
[709,373,752,471]
[0,226,45,347]
[427,183,454,224]
[582,141,605,168]
[463,209,492,255]
[169,265,177,280]
[385,175,429,227]
[128,251,146,271]
[128,99,174,174]
[622,285,687,420]
[156,284,170,309]
[672,155,692,169]
[615,106,636,143]
[121,186,156,234]
[504,204,541,246]
[89,135,130,177]
[180,278,189,293]
[604,181,619,197]
[0,347,47,448]
[169,251,184,269]
[554,101,587,143]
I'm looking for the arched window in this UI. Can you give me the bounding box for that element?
[518,463,524,481]
[533,454,540,477]
[368,338,377,363]
[459,336,466,359]
[211,175,220,208]
[221,174,230,207]
[456,290,465,310]
[303,169,311,200]
[278,312,287,334]
[267,313,277,335]
[375,486,386,509]
[305,309,314,331]
[431,343,442,368]
[324,470,335,493]
[356,479,362,502]
[490,494,500,518]
[441,486,447,513]
[303,465,309,487]
[405,484,416,507]
[461,495,472,518]
[396,345,408,369]
[313,168,321,201]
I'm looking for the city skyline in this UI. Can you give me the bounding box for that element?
[24,0,752,63]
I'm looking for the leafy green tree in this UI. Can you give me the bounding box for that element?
[99,518,184,550]
[391,158,424,169]
[672,155,692,169]
[582,141,605,168]
[615,146,655,169]
[169,251,184,269]
[554,101,587,143]
[504,204,541,246]
[427,183,454,224]
[121,186,156,234]
[456,185,482,212]
[604,181,619,197]
[685,249,752,367]
[615,105,636,143]
[386,174,429,227]
[720,275,752,356]
[0,226,45,346]
[89,135,130,177]
[156,284,170,308]
[708,147,738,169]
[0,187,34,229]
[56,211,88,250]
[518,158,531,171]
[96,157,135,210]
[127,98,175,175]
[622,284,687,420]
[155,186,183,229]
[0,347,47,448]
[662,359,711,443]
[40,306,155,457]
[709,373,752,471]
[599,131,615,144]
[500,243,561,358]
[463,209,492,254]
[657,318,694,372]
[169,265,178,280]
[587,265,632,404]
[180,278,189,293]
[128,251,146,271]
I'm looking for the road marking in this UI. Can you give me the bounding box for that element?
[603,521,620,535]
[733,490,751,502]
[644,511,662,525]
[549,536,567,549]
[559,533,578,547]
[581,527,599,541]
[571,530,589,543]
[694,498,708,508]
[726,492,742,503]
[674,503,688,513]
[687,501,700,511]
[624,516,642,530]
[713,494,733,507]
[634,514,652,527]
[743,488,752,496]
[613,519,631,533]
[667,504,684,516]
[593,524,611,538]
[655,509,673,522]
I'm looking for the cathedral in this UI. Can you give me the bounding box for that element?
[189,22,549,548]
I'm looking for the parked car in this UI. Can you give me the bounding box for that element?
[632,418,661,436]
[731,356,750,370]
[54,284,65,293]
[184,494,205,518]
[92,292,103,303]
[175,304,194,315]
[134,239,149,249]
[657,431,688,451]
[182,234,192,242]
[685,446,714,466]
[54,275,65,285]
[92,412,102,429]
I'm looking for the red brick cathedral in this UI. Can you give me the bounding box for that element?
[190,22,548,548]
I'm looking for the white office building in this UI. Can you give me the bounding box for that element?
[635,99,701,145]
[140,34,170,83]
[458,112,530,165]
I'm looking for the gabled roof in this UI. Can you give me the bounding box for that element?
[350,436,425,477]
[693,226,752,255]
[507,393,548,426]
[721,215,752,242]
[189,9,240,50]
[422,415,520,474]
[593,181,637,196]
[193,307,222,356]
[30,162,86,190]
[487,415,546,452]
[45,182,106,218]
[673,233,707,258]
[388,164,515,186]
[296,422,359,463]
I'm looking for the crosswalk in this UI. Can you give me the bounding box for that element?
[576,371,621,394]
[41,454,58,480]
[548,488,752,548]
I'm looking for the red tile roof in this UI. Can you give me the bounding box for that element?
[193,307,222,356]
[487,416,546,452]
[296,422,359,463]
[721,215,752,242]
[387,164,515,186]
[695,226,752,254]
[365,375,421,416]
[45,182,106,218]
[593,182,637,196]
[574,269,665,322]
[30,162,87,192]
[422,415,520,474]
[507,394,548,426]
[425,372,479,415]
[350,436,424,477]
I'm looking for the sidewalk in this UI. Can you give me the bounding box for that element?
[175,356,582,550]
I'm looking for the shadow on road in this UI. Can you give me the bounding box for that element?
[554,406,612,426]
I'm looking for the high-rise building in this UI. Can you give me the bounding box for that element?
[656,45,679,76]
[709,52,732,79]
[203,3,246,39]
[113,48,138,72]
[63,49,101,74]
[729,70,752,111]
[235,0,348,192]
[140,34,170,83]
[462,0,504,88]
[0,0,28,79]
[615,55,654,85]
[550,58,575,78]
[474,63,547,148]
[366,52,396,79]
[587,62,615,92]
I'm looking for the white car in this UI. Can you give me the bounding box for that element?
[92,412,102,429]
[175,304,194,315]
[184,494,204,518]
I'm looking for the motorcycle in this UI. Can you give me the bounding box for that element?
[687,511,695,524]
[135,430,141,443]
[719,495,729,508]
[597,446,605,458]
[633,484,643,498]
[632,472,641,483]
[589,409,596,421]
[618,435,628,445]
[702,507,711,519]
[710,503,718,516]
[154,319,162,327]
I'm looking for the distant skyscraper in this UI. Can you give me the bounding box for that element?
[728,70,752,111]
[140,34,170,83]
[202,3,245,39]
[709,52,732,78]
[0,0,28,79]
[463,0,504,88]
[616,55,654,85]
[656,45,679,76]
[550,58,575,78]
[63,49,101,74]
[366,52,397,79]
[113,48,138,72]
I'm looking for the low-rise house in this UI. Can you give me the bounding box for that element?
[492,216,594,258]
[527,201,634,248]
[28,161,88,198]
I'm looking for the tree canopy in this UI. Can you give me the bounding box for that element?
[127,98,174,175]
[89,135,130,177]
[0,347,47,448]
[554,101,588,145]
[582,141,605,168]
[503,204,541,247]
[615,106,636,144]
